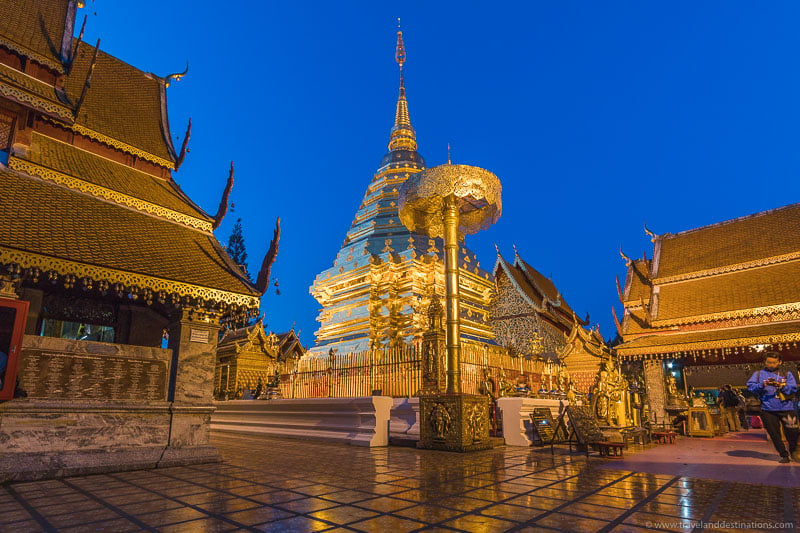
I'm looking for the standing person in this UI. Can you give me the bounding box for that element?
[734,388,749,430]
[718,385,741,432]
[747,352,799,463]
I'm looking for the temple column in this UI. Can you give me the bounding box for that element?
[161,308,222,463]
[643,360,667,425]
[443,194,462,394]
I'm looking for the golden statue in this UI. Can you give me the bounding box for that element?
[480,368,497,402]
[496,369,516,397]
[666,374,679,397]
[557,366,570,392]
[566,386,577,406]
[592,370,612,423]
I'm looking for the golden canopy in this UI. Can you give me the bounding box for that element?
[398,164,502,238]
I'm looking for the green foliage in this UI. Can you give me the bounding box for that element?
[227,218,250,281]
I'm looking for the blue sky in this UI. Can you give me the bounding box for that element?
[80,1,800,345]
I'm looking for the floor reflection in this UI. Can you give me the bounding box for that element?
[0,433,794,532]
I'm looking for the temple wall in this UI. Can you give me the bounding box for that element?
[0,309,222,481]
[562,350,603,394]
[491,274,565,357]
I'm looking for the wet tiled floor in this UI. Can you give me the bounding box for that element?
[1,433,797,532]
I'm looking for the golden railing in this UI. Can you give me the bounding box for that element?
[279,343,545,399]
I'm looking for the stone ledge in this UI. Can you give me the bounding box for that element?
[0,399,219,481]
[390,397,420,444]
[0,445,220,483]
[497,397,569,446]
[211,397,393,447]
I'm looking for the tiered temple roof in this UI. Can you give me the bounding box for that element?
[491,250,609,393]
[492,252,577,333]
[0,0,264,320]
[616,203,800,360]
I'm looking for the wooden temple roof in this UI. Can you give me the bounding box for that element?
[0,2,178,167]
[0,0,72,73]
[20,133,207,220]
[622,259,651,304]
[654,202,800,281]
[217,323,303,360]
[1,165,258,306]
[0,0,265,315]
[493,252,577,330]
[616,202,800,359]
[516,257,576,318]
[654,260,800,325]
[63,40,177,166]
[0,61,71,116]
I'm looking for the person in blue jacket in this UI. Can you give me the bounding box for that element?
[747,352,799,463]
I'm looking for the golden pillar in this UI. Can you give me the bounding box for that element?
[399,163,501,451]
[443,194,461,394]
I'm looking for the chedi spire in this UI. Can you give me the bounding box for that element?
[388,19,417,152]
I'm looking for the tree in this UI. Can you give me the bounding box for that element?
[227,218,251,281]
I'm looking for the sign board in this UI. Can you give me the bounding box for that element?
[529,408,556,444]
[189,329,209,344]
[18,348,169,401]
[566,405,605,445]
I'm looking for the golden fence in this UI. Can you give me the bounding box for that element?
[279,343,545,399]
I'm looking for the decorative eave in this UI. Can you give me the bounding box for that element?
[278,331,304,359]
[0,246,261,311]
[651,301,800,328]
[617,330,800,360]
[559,317,610,360]
[0,37,65,74]
[0,80,73,121]
[41,116,176,169]
[8,156,213,232]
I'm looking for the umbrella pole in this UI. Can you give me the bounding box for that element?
[443,193,461,394]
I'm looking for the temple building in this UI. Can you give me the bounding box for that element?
[0,0,275,479]
[215,324,304,398]
[492,250,611,392]
[308,27,495,356]
[614,203,800,422]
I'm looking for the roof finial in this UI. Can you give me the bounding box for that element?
[388,19,416,152]
[619,246,632,266]
[494,243,500,255]
[164,61,189,88]
[643,222,657,242]
[513,244,519,257]
[447,143,451,164]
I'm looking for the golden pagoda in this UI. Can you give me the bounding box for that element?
[308,25,495,356]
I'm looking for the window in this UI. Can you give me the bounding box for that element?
[40,319,115,343]
[38,293,117,343]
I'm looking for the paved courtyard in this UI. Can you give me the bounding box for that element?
[0,432,797,532]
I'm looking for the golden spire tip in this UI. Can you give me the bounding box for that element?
[395,19,406,68]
